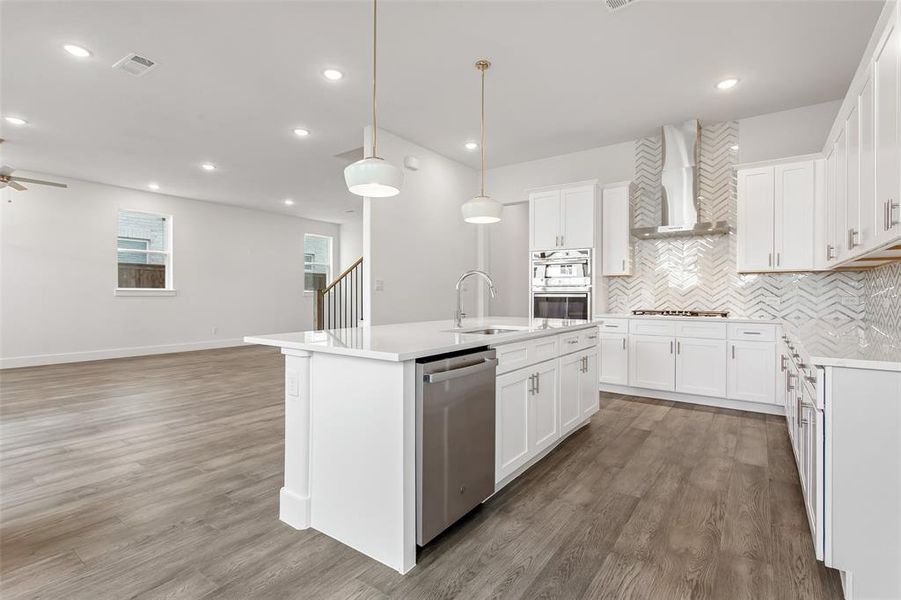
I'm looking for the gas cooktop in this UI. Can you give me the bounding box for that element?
[631,309,729,318]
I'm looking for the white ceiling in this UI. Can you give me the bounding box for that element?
[0,0,883,224]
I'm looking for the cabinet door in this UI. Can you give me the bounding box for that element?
[829,129,848,263]
[675,337,727,398]
[846,104,862,256]
[531,361,559,455]
[559,353,582,435]
[727,341,776,404]
[802,401,824,561]
[825,146,837,263]
[629,335,675,391]
[774,161,816,270]
[602,184,631,276]
[580,348,599,419]
[530,191,561,250]
[598,334,628,385]
[875,16,900,245]
[560,186,595,249]
[495,369,532,482]
[737,167,775,271]
[859,71,877,250]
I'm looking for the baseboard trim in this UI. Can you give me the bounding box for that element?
[0,338,246,369]
[279,486,311,530]
[598,383,785,416]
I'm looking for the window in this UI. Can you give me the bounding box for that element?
[116,210,173,293]
[304,234,332,292]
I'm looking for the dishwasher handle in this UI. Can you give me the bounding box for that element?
[424,358,498,384]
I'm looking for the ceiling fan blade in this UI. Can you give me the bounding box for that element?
[0,165,14,177]
[10,176,67,189]
[8,181,27,191]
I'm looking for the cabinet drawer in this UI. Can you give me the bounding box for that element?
[675,321,727,340]
[595,318,628,333]
[558,332,582,354]
[494,341,531,375]
[728,323,776,341]
[530,335,560,363]
[629,319,676,337]
[579,327,600,350]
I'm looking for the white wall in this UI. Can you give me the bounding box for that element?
[363,129,481,325]
[339,216,363,270]
[484,141,634,317]
[737,99,841,163]
[0,172,339,367]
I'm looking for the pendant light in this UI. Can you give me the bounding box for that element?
[462,59,502,224]
[344,0,403,198]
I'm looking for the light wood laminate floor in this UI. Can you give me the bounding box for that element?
[1,346,842,599]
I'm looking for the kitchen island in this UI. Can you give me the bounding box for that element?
[244,317,600,574]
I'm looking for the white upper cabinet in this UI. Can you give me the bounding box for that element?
[561,186,595,250]
[530,190,562,250]
[859,70,877,250]
[831,128,848,263]
[602,182,632,276]
[737,167,775,271]
[845,103,862,257]
[774,161,817,270]
[874,12,900,245]
[528,183,596,250]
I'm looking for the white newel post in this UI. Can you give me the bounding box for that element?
[279,348,312,529]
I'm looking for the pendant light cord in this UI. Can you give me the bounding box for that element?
[371,0,378,158]
[480,64,485,196]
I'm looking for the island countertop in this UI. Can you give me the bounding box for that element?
[244,316,597,362]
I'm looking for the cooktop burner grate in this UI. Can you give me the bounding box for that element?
[631,309,729,318]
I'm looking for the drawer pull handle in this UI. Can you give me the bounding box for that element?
[622,338,626,350]
[743,331,761,335]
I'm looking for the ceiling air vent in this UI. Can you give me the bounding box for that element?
[604,0,640,13]
[112,53,158,77]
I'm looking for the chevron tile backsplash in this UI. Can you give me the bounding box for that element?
[607,121,870,330]
[863,262,901,336]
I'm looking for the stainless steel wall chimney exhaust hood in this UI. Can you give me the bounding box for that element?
[631,119,731,240]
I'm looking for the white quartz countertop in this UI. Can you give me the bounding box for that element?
[244,317,597,362]
[594,313,782,324]
[783,320,901,372]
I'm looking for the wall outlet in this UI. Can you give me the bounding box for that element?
[375,279,384,292]
[840,295,863,307]
[211,326,218,335]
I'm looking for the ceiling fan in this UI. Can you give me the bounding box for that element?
[0,165,67,191]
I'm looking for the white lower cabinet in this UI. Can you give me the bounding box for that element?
[560,353,582,435]
[598,334,628,385]
[495,369,532,482]
[629,334,675,391]
[580,348,599,419]
[675,338,727,397]
[727,340,776,404]
[494,332,600,486]
[800,395,824,560]
[531,360,559,455]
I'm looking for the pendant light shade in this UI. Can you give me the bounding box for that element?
[344,157,403,198]
[462,59,502,224]
[462,195,502,224]
[345,0,403,198]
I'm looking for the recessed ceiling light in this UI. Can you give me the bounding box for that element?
[464,141,478,151]
[283,198,295,206]
[63,44,92,58]
[3,116,27,126]
[201,163,216,171]
[293,128,310,137]
[147,182,160,190]
[716,78,739,90]
[322,68,344,81]
[730,144,739,151]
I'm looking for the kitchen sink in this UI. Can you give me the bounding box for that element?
[458,328,521,335]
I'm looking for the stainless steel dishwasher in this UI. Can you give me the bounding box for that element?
[416,348,496,545]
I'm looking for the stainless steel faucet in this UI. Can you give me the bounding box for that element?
[455,270,497,328]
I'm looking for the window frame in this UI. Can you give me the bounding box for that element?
[303,233,333,294]
[114,209,176,297]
